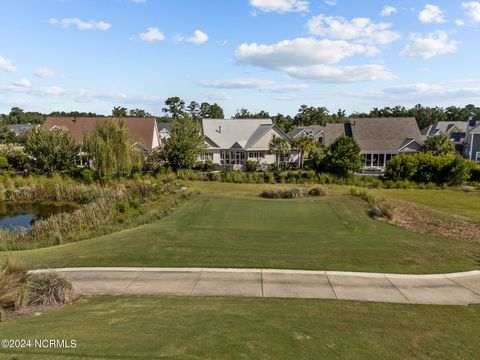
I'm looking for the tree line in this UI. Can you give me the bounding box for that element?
[2,100,480,134]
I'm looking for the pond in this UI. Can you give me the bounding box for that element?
[0,202,78,230]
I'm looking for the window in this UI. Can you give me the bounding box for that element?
[259,152,265,159]
[378,154,385,167]
[372,154,379,167]
[476,152,480,163]
[199,153,213,161]
[451,133,465,142]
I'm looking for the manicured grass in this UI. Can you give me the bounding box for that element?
[0,295,479,359]
[378,188,480,223]
[3,183,478,273]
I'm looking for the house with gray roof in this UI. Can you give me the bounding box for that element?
[200,119,295,168]
[422,121,468,153]
[466,117,480,163]
[7,123,38,136]
[157,122,172,140]
[287,125,324,143]
[323,118,424,173]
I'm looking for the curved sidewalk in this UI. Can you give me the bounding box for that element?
[37,267,480,305]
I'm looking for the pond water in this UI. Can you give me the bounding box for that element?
[0,202,78,230]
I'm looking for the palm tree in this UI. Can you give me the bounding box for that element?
[292,136,317,169]
[269,136,289,170]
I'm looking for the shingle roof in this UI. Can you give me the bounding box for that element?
[7,124,36,135]
[287,125,324,139]
[323,123,348,146]
[323,118,422,151]
[157,122,172,132]
[43,117,158,151]
[422,121,468,136]
[202,119,274,149]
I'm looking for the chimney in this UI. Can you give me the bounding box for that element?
[217,125,222,133]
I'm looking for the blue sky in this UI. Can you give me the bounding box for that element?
[1,0,480,117]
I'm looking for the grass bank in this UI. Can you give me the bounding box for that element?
[0,295,478,359]
[2,183,478,273]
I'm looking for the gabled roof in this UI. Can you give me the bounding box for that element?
[157,122,172,132]
[202,119,274,149]
[323,118,422,151]
[422,121,468,136]
[245,124,275,148]
[349,118,422,151]
[287,125,324,139]
[43,116,158,151]
[323,123,349,146]
[7,124,37,135]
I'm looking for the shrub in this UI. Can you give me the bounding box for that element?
[26,271,75,306]
[261,186,326,199]
[0,259,27,321]
[245,160,260,172]
[350,187,394,220]
[308,185,326,197]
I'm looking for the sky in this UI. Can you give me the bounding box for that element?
[1,0,480,117]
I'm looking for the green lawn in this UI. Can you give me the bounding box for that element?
[378,188,480,222]
[3,185,479,273]
[0,295,479,360]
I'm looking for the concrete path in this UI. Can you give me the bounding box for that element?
[38,267,480,305]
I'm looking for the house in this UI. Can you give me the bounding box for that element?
[43,117,161,153]
[7,123,38,136]
[200,118,295,168]
[466,117,480,163]
[287,125,324,143]
[421,121,468,153]
[323,118,423,174]
[157,122,172,140]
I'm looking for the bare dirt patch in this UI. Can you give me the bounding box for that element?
[388,199,480,242]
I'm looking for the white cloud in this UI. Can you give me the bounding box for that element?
[49,17,111,31]
[198,78,309,92]
[306,15,400,45]
[281,64,395,82]
[14,78,31,88]
[455,19,466,26]
[130,0,146,3]
[249,0,309,13]
[176,30,209,44]
[234,37,394,83]
[381,6,397,17]
[462,2,480,22]
[418,4,446,24]
[34,67,59,79]
[324,0,336,5]
[138,27,165,42]
[205,92,232,101]
[401,31,458,59]
[0,55,17,73]
[235,37,367,68]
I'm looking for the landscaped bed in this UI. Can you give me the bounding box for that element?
[0,295,479,360]
[2,182,478,274]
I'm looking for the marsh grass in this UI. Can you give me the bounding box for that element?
[350,187,394,220]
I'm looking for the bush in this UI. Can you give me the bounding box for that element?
[385,153,470,185]
[245,160,260,172]
[350,187,394,220]
[0,259,27,321]
[26,271,75,306]
[261,186,326,199]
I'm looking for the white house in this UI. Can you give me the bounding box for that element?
[200,118,295,168]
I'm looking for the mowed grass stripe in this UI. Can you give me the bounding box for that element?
[0,295,479,360]
[2,193,478,274]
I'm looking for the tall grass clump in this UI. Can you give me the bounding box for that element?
[27,271,75,306]
[350,187,394,220]
[261,186,326,199]
[0,259,27,321]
